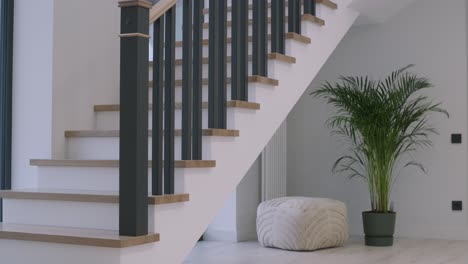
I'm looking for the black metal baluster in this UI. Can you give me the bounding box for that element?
[208,0,227,128]
[0,0,14,222]
[182,0,193,160]
[240,0,249,100]
[271,0,285,54]
[304,0,316,16]
[118,1,150,236]
[152,17,164,196]
[164,6,176,194]
[193,0,204,159]
[231,0,242,100]
[208,0,219,128]
[217,0,227,128]
[252,0,268,77]
[288,0,301,34]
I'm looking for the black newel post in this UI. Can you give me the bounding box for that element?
[118,0,151,237]
[0,0,14,222]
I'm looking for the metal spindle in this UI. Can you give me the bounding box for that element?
[152,17,164,196]
[0,0,14,222]
[164,7,176,194]
[253,0,268,77]
[240,0,249,100]
[193,0,204,159]
[182,0,193,160]
[271,0,286,54]
[304,0,316,16]
[232,0,249,101]
[288,0,301,34]
[208,0,227,128]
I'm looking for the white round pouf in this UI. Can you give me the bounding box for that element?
[256,197,349,251]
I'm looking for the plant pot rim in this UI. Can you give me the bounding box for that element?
[363,211,396,215]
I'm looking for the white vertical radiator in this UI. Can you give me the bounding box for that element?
[261,120,287,201]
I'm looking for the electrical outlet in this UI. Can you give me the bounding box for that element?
[452,201,463,211]
[451,134,462,144]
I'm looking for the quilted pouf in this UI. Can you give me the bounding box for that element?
[256,197,349,251]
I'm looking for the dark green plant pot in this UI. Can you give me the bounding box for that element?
[362,211,396,247]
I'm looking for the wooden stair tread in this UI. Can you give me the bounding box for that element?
[94,101,261,112]
[65,129,240,138]
[202,1,338,14]
[202,16,325,28]
[0,223,159,248]
[302,14,326,25]
[150,53,296,66]
[0,189,189,205]
[316,0,338,9]
[30,159,216,168]
[149,75,279,88]
[175,33,311,47]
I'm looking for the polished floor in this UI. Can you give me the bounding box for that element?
[184,238,468,264]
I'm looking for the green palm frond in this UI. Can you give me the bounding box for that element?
[311,65,448,213]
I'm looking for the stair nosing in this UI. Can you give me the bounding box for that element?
[94,101,261,112]
[0,189,190,205]
[148,75,279,87]
[29,159,216,168]
[174,32,311,47]
[65,129,240,138]
[150,53,296,66]
[0,223,160,248]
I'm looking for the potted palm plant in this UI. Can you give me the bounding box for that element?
[312,65,448,247]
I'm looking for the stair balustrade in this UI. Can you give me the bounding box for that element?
[118,0,318,236]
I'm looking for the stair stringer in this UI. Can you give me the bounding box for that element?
[124,1,359,263]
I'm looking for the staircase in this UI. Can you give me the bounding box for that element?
[0,0,358,263]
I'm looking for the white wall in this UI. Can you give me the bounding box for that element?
[51,0,120,158]
[288,0,468,240]
[12,0,55,188]
[13,0,121,188]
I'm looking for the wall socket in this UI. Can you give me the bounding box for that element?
[452,201,463,211]
[451,134,462,144]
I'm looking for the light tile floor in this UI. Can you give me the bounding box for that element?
[185,238,468,264]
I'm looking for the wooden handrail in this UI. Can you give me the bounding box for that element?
[149,0,178,24]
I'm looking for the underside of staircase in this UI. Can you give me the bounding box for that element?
[0,0,359,263]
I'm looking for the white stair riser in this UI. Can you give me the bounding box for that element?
[0,241,121,264]
[35,166,188,193]
[95,107,244,130]
[172,42,288,60]
[201,4,328,21]
[202,7,320,21]
[201,23,274,39]
[150,63,254,81]
[2,199,170,231]
[65,136,224,160]
[149,83,260,103]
